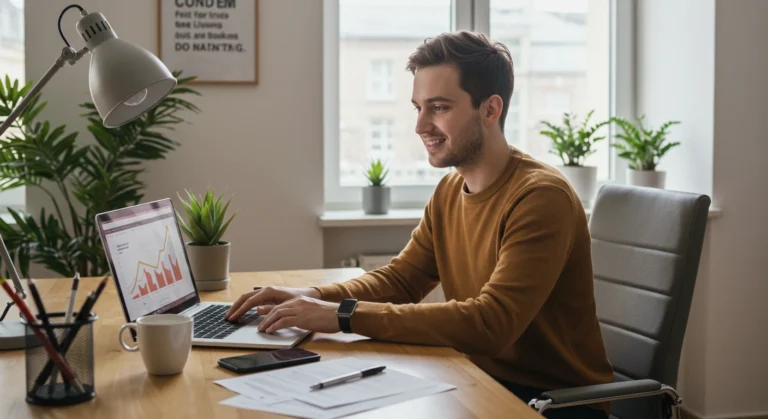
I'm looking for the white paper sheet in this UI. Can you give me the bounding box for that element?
[219,383,456,419]
[214,357,457,418]
[226,357,438,409]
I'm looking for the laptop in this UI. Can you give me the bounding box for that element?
[95,198,310,349]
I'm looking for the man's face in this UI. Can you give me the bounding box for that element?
[411,64,484,169]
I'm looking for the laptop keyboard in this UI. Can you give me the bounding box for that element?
[192,305,260,340]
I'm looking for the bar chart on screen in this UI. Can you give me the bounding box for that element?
[105,214,196,319]
[131,228,186,300]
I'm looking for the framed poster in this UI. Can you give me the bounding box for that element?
[158,0,258,84]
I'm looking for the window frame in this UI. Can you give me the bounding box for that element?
[324,0,634,210]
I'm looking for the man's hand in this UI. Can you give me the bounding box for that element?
[257,296,341,334]
[224,286,320,321]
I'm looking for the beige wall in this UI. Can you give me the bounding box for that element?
[707,0,768,416]
[639,0,768,417]
[25,0,324,275]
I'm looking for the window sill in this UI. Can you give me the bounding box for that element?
[0,213,16,225]
[318,207,723,228]
[318,209,424,228]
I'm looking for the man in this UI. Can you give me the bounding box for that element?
[226,31,613,418]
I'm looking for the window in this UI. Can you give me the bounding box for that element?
[368,118,395,163]
[490,0,612,179]
[0,0,25,210]
[325,0,618,207]
[546,91,572,114]
[367,59,395,101]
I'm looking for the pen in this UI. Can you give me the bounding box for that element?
[0,277,85,393]
[309,365,386,390]
[27,279,60,352]
[51,273,80,389]
[65,273,80,323]
[28,278,62,395]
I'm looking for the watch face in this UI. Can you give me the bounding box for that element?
[339,299,357,314]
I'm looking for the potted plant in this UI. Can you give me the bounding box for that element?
[611,116,680,189]
[176,189,237,291]
[540,110,609,206]
[362,159,390,215]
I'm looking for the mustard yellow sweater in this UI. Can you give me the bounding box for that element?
[316,147,613,399]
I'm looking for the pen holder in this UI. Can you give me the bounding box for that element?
[21,312,98,406]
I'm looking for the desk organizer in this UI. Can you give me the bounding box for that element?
[21,312,97,406]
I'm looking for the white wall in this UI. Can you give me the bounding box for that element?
[25,0,324,274]
[639,1,768,417]
[636,0,714,196]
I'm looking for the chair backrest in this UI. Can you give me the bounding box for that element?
[589,184,711,419]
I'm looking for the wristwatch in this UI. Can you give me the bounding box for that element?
[336,299,358,333]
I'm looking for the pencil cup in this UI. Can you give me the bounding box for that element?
[22,312,97,406]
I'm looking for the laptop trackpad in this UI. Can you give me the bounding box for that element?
[235,317,308,342]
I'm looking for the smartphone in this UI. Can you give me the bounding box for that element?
[217,348,320,374]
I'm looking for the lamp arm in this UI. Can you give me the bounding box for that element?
[0,46,89,138]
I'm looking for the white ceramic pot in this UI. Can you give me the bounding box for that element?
[557,165,598,207]
[627,169,666,189]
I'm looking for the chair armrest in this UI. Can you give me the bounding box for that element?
[528,379,683,413]
[543,379,661,404]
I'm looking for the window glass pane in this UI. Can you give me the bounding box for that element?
[339,0,453,187]
[491,0,611,179]
[0,0,26,209]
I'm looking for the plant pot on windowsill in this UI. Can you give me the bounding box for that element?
[362,159,391,215]
[611,116,680,191]
[177,189,238,292]
[540,110,610,209]
[557,165,598,207]
[627,169,666,189]
[363,186,391,215]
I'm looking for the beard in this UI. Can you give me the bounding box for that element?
[429,113,484,169]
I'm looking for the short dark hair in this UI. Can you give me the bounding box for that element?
[406,31,514,130]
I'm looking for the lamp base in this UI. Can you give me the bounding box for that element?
[0,320,38,350]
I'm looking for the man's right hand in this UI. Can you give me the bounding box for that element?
[224,286,321,322]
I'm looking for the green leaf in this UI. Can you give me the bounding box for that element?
[540,111,609,166]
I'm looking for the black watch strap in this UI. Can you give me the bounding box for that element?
[337,299,358,333]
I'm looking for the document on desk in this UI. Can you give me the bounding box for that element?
[214,357,456,418]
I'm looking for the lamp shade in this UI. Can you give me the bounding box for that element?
[76,12,177,128]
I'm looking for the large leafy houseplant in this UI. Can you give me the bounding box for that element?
[0,73,200,277]
[539,110,610,167]
[610,116,681,171]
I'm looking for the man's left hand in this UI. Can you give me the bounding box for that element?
[257,296,341,334]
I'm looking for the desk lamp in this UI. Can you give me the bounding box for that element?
[0,4,177,350]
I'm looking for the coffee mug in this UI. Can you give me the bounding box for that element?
[118,314,193,375]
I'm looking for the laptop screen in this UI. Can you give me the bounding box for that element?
[97,199,199,322]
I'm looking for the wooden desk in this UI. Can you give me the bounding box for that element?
[0,269,538,418]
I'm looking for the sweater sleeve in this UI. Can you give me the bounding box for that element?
[345,186,576,356]
[313,199,440,304]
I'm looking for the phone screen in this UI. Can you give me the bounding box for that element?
[219,348,320,373]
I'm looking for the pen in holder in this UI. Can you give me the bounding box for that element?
[21,312,97,406]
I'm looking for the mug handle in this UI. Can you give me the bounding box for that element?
[119,323,139,352]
